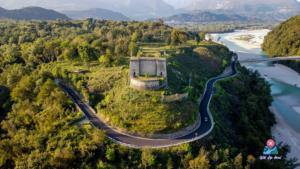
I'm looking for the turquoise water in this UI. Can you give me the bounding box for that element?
[214,32,300,133]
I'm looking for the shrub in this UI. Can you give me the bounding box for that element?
[145,71,150,78]
[105,148,115,161]
[112,60,121,67]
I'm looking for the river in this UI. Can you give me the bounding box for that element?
[213,30,300,162]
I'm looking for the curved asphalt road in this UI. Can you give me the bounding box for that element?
[61,61,238,146]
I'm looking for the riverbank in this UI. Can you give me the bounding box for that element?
[224,29,270,50]
[270,105,300,166]
[251,64,300,88]
[237,51,300,165]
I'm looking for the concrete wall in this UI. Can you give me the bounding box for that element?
[139,59,157,76]
[129,58,140,76]
[156,58,167,77]
[130,76,166,91]
[129,58,167,77]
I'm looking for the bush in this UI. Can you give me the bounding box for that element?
[105,148,115,161]
[145,71,150,78]
[112,60,121,67]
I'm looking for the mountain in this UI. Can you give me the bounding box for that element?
[62,8,130,21]
[145,11,264,23]
[182,0,300,20]
[163,0,199,9]
[0,6,70,21]
[0,0,177,20]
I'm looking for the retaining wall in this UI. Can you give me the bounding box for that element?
[130,75,166,91]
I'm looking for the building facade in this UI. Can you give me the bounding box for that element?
[129,58,167,77]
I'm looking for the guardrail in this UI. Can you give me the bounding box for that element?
[59,63,239,149]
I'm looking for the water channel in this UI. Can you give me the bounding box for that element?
[214,31,300,133]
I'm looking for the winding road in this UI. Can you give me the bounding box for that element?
[60,61,238,147]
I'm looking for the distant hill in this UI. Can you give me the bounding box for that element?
[163,0,197,9]
[145,11,264,23]
[62,8,130,21]
[0,0,178,20]
[0,6,70,21]
[182,0,300,20]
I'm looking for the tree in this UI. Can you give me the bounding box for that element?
[195,35,200,45]
[99,55,111,67]
[11,75,36,102]
[105,148,115,161]
[217,36,221,42]
[158,18,164,25]
[145,72,150,78]
[179,34,188,44]
[141,147,156,169]
[184,27,188,32]
[207,34,213,42]
[37,79,57,104]
[131,32,138,43]
[137,51,143,57]
[115,45,123,56]
[167,157,173,169]
[112,60,121,67]
[189,147,210,169]
[182,152,193,169]
[171,30,188,45]
[91,39,103,54]
[166,37,171,46]
[97,160,110,169]
[62,48,74,63]
[171,30,180,45]
[44,42,61,62]
[233,153,243,169]
[200,31,206,41]
[78,44,95,69]
[245,155,255,169]
[128,42,139,56]
[212,150,219,166]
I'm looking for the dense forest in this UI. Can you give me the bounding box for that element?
[0,18,298,168]
[168,22,276,33]
[262,15,300,72]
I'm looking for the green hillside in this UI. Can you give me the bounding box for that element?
[262,15,300,72]
[0,18,297,168]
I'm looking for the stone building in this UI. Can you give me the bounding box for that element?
[129,58,167,77]
[129,57,167,91]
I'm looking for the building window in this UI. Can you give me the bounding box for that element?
[161,72,163,76]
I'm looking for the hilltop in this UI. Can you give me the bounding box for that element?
[0,6,70,21]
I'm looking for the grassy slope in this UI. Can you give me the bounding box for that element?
[40,39,232,135]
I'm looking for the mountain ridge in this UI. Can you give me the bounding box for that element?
[0,0,177,20]
[0,6,70,21]
[62,8,130,21]
[145,11,266,23]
